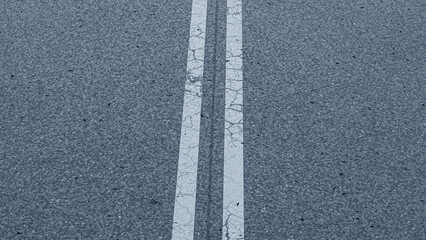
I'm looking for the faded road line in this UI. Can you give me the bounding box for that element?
[172,0,208,239]
[223,0,244,239]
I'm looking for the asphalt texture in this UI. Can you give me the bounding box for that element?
[1,0,425,239]
[1,1,191,239]
[244,1,425,239]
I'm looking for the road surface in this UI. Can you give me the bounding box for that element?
[1,0,425,239]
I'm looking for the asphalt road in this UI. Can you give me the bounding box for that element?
[1,0,425,239]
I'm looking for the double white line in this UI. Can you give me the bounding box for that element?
[172,0,244,239]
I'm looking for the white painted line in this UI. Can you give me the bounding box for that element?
[223,0,244,239]
[172,1,208,240]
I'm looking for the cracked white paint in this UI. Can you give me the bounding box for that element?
[172,0,208,239]
[223,0,244,239]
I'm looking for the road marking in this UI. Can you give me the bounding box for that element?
[223,0,244,239]
[172,0,208,239]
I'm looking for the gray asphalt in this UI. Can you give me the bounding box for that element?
[1,1,191,239]
[244,0,425,239]
[1,0,425,239]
